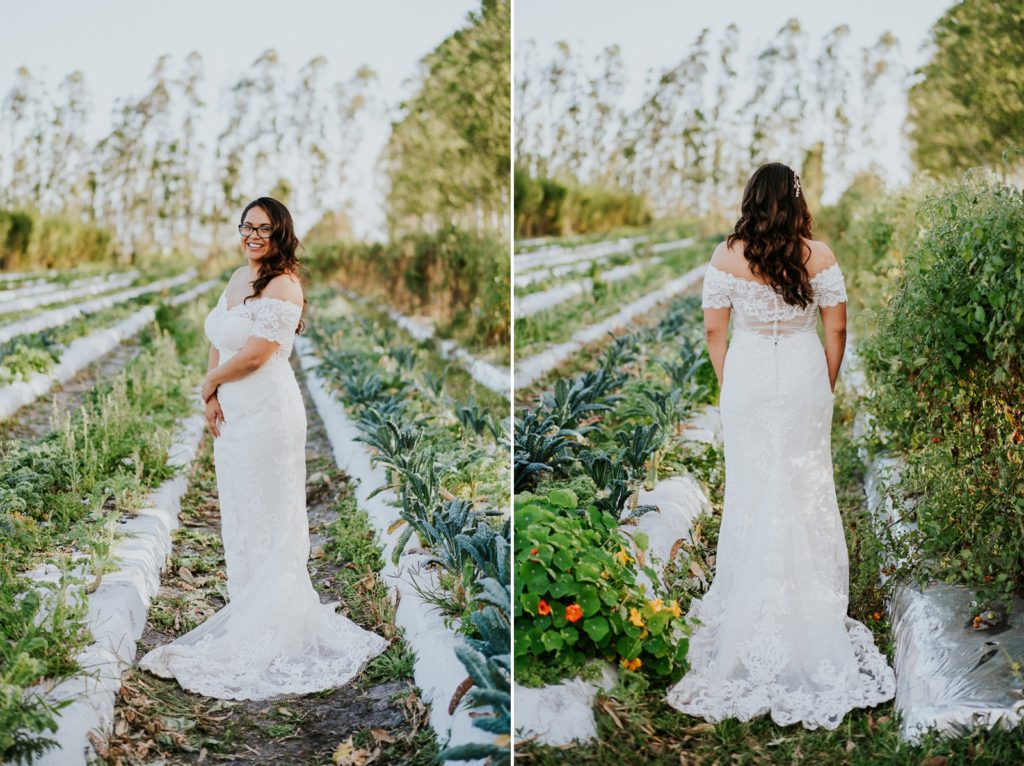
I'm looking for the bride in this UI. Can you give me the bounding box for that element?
[140,196,388,699]
[665,163,895,729]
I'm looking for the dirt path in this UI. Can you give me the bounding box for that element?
[97,360,436,766]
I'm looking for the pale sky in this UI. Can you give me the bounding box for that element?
[0,0,480,239]
[514,0,953,202]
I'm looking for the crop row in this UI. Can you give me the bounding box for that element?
[0,288,217,764]
[305,294,510,762]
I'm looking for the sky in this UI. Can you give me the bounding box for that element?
[0,0,480,239]
[514,0,953,202]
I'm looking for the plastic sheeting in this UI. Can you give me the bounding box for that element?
[851,336,1024,742]
[515,260,661,318]
[515,263,707,389]
[0,278,218,421]
[0,269,196,344]
[0,271,139,315]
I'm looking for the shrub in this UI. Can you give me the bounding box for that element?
[861,175,1024,605]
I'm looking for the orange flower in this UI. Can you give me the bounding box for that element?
[621,657,642,672]
[565,603,583,623]
[629,608,644,627]
[614,547,633,566]
[872,611,882,621]
[537,598,551,616]
[648,598,664,613]
[530,548,538,555]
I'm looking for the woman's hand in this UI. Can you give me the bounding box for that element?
[205,393,225,437]
[201,372,219,403]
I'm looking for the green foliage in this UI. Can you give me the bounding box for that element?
[0,208,115,271]
[860,175,1024,604]
[515,168,652,237]
[306,225,509,348]
[908,0,1024,176]
[383,0,510,237]
[514,491,690,687]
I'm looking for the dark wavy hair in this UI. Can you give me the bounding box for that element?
[240,196,308,333]
[727,162,814,308]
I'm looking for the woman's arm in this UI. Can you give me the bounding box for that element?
[820,303,847,392]
[202,336,279,401]
[704,307,730,387]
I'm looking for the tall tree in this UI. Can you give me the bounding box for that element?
[908,0,1024,176]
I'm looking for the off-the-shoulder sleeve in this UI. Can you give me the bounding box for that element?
[701,266,733,309]
[814,265,848,308]
[248,299,302,346]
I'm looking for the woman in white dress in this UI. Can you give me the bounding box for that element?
[665,163,895,729]
[140,197,388,700]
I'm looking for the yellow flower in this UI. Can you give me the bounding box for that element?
[648,598,664,613]
[669,600,682,618]
[629,608,644,627]
[621,657,642,671]
[640,628,649,639]
[614,547,633,566]
[601,570,610,580]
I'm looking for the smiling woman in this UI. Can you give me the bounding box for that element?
[138,197,390,698]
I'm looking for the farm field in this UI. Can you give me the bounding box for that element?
[511,174,1024,763]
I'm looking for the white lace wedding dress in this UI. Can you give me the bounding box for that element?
[665,262,895,729]
[139,290,388,699]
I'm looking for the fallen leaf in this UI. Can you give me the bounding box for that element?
[921,758,948,766]
[332,737,379,765]
[846,739,856,752]
[369,728,396,744]
[683,722,715,734]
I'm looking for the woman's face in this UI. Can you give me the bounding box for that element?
[240,206,273,263]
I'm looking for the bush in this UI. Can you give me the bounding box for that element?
[0,208,115,271]
[860,175,1024,605]
[305,225,508,348]
[515,168,651,238]
[513,490,690,686]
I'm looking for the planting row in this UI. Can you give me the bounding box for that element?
[514,237,711,361]
[514,293,720,701]
[303,291,510,761]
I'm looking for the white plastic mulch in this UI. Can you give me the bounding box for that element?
[296,336,494,763]
[515,259,663,318]
[0,271,139,315]
[0,269,196,345]
[515,263,707,390]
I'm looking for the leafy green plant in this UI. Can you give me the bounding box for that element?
[514,490,690,687]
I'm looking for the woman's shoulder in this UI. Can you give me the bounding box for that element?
[802,238,839,274]
[709,239,744,269]
[262,271,304,307]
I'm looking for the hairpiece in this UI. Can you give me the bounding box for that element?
[793,171,802,199]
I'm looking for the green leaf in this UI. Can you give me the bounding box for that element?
[582,616,610,642]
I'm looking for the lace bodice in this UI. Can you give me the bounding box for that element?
[205,291,302,360]
[701,263,847,337]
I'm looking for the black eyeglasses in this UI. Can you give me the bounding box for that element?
[238,223,273,239]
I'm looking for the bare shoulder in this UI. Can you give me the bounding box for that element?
[709,239,742,270]
[262,272,304,307]
[803,239,839,274]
